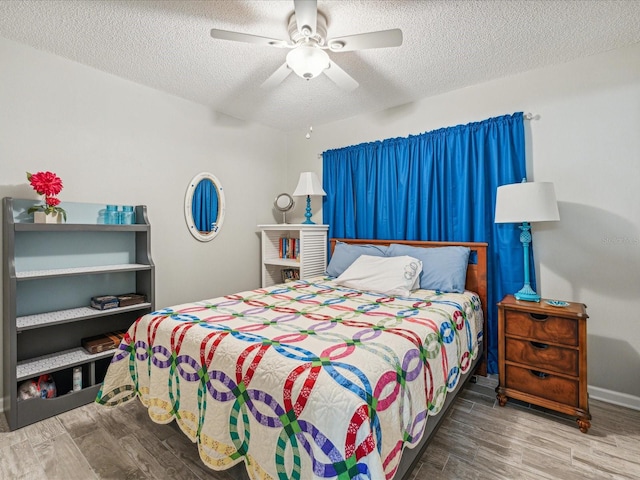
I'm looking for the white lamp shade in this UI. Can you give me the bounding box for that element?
[293,172,326,197]
[286,45,330,79]
[495,182,560,223]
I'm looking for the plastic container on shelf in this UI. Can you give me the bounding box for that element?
[121,205,135,225]
[72,366,82,391]
[105,205,119,225]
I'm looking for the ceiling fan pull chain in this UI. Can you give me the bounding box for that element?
[305,81,313,139]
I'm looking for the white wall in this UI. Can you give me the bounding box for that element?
[2,33,638,411]
[286,42,640,408]
[0,37,289,405]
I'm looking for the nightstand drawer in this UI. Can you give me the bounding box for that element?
[505,364,579,406]
[506,338,578,375]
[505,311,577,346]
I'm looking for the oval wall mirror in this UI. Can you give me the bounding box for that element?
[184,172,226,242]
[274,192,294,224]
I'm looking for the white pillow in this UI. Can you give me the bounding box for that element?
[335,255,423,297]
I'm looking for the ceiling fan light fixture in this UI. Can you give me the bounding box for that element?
[286,44,329,79]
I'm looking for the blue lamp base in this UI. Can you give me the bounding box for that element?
[515,285,541,302]
[301,195,315,225]
[515,222,541,302]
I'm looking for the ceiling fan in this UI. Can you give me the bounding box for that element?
[210,0,403,91]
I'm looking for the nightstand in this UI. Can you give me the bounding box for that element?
[496,294,591,433]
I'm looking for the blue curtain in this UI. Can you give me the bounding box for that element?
[322,112,529,374]
[192,179,218,233]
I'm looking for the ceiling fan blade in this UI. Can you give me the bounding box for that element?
[210,29,290,48]
[293,0,317,37]
[323,60,358,92]
[261,62,293,89]
[327,29,403,52]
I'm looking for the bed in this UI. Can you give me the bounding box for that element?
[97,239,488,479]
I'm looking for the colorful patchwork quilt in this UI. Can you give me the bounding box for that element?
[96,277,483,479]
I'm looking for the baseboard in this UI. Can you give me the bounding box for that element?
[589,385,640,411]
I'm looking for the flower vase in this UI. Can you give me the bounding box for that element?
[33,211,63,224]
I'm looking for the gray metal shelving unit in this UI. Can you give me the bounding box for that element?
[2,197,155,430]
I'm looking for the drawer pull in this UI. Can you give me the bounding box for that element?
[529,369,550,379]
[530,313,549,321]
[530,341,549,350]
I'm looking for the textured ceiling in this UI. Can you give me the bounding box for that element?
[1,0,640,132]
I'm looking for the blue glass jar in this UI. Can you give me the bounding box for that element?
[121,205,135,224]
[105,205,119,225]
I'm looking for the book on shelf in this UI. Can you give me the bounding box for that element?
[279,236,300,260]
[281,268,300,283]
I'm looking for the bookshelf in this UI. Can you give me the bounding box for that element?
[3,197,154,430]
[258,224,328,287]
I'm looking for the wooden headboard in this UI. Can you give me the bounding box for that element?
[330,238,488,375]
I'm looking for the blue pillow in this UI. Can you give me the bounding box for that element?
[326,242,388,277]
[386,244,470,293]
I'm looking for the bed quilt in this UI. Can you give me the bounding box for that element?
[96,277,483,480]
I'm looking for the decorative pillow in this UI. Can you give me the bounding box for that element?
[326,241,388,278]
[335,255,423,297]
[386,244,470,293]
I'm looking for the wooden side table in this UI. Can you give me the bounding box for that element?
[496,294,591,433]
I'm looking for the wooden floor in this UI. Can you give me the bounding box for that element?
[1,376,639,479]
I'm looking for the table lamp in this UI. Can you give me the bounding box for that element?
[495,180,560,302]
[292,172,326,225]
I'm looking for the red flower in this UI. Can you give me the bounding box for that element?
[26,171,67,222]
[27,171,63,196]
[45,196,61,207]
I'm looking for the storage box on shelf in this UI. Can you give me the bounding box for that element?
[2,197,155,430]
[258,224,328,288]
